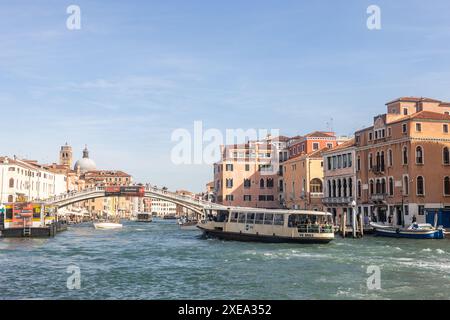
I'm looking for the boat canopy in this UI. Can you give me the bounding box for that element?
[226,207,331,216]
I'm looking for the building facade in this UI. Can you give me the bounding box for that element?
[322,139,356,225]
[0,156,67,203]
[282,131,342,210]
[355,97,450,226]
[213,136,289,209]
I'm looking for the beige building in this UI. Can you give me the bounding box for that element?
[81,170,133,217]
[213,136,289,209]
[282,131,343,210]
[322,139,356,225]
[355,97,450,226]
[283,149,325,210]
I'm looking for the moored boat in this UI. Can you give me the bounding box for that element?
[198,208,334,244]
[136,212,152,222]
[370,222,445,239]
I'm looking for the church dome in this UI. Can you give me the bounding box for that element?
[74,146,97,173]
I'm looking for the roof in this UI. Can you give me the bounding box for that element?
[409,110,450,121]
[304,131,335,138]
[83,170,131,177]
[323,138,355,154]
[385,97,442,105]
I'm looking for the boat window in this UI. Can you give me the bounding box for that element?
[217,211,229,222]
[247,213,255,224]
[230,212,238,223]
[238,213,246,223]
[264,213,274,225]
[274,214,284,225]
[255,213,264,224]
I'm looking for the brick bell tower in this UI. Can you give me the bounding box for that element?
[59,142,73,168]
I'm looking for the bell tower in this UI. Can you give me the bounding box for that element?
[60,143,73,168]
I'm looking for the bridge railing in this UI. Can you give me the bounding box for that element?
[44,186,105,204]
[144,186,215,208]
[43,185,222,210]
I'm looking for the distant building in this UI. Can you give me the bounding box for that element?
[74,146,97,174]
[81,169,133,217]
[150,198,177,217]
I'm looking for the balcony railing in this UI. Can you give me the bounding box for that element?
[370,193,387,201]
[309,192,324,198]
[322,197,353,205]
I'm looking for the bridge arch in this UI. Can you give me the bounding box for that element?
[43,186,225,217]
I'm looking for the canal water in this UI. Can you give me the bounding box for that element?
[1,219,449,300]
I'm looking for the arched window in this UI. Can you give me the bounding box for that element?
[332,180,336,197]
[369,180,374,195]
[444,177,450,196]
[375,179,381,194]
[388,149,393,167]
[310,178,323,193]
[389,177,394,196]
[381,179,386,194]
[417,176,424,195]
[403,176,409,195]
[357,180,362,198]
[403,146,408,165]
[368,153,373,170]
[416,146,424,164]
[9,178,14,188]
[348,178,353,197]
[8,195,13,202]
[266,178,274,188]
[337,179,342,197]
[259,178,265,189]
[327,180,332,197]
[443,147,450,165]
[343,179,347,197]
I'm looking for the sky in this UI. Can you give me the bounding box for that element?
[1,0,450,192]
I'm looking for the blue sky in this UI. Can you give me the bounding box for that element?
[1,0,450,192]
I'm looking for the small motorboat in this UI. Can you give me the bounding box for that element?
[177,217,198,230]
[93,222,123,230]
[370,222,445,239]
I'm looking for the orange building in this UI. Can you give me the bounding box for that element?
[213,136,289,208]
[355,97,450,226]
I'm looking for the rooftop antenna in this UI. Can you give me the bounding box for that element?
[326,117,334,133]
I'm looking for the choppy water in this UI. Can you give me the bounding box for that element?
[1,219,450,300]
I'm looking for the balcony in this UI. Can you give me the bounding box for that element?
[322,197,353,205]
[309,192,324,198]
[370,193,387,202]
[371,165,385,175]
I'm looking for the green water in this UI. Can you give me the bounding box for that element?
[1,219,449,299]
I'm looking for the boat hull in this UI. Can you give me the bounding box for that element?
[198,226,333,244]
[374,228,445,239]
[93,222,123,230]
